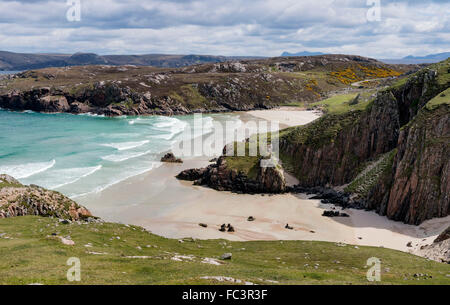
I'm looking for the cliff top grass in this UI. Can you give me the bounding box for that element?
[1,216,449,285]
[223,136,272,180]
[426,88,450,110]
[224,156,260,180]
[280,110,362,149]
[390,58,449,90]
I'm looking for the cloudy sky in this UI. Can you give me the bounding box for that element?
[0,0,448,58]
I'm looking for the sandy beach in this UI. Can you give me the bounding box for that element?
[77,108,450,256]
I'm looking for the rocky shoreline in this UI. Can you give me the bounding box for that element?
[0,55,413,117]
[177,156,286,194]
[0,174,94,221]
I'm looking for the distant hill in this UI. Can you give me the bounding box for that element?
[0,51,265,71]
[281,51,326,57]
[380,52,450,64]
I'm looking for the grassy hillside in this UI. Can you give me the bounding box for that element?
[0,216,449,285]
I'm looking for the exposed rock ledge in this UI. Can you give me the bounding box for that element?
[0,174,93,220]
[418,226,450,264]
[177,156,286,194]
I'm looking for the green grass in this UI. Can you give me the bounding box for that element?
[426,88,450,110]
[0,216,449,285]
[310,93,374,114]
[280,110,362,149]
[224,156,260,180]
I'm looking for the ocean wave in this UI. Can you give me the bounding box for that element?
[78,112,106,118]
[70,162,161,199]
[154,117,188,134]
[101,150,153,162]
[51,165,102,189]
[0,159,56,179]
[101,140,150,151]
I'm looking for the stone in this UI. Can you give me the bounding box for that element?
[219,224,226,232]
[247,216,255,222]
[221,253,232,260]
[161,152,183,163]
[285,224,294,230]
[199,223,208,228]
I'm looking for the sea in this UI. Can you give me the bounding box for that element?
[0,109,242,198]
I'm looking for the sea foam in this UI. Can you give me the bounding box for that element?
[50,165,103,189]
[0,159,56,179]
[101,140,150,151]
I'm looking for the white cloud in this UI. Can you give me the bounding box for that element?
[0,0,448,58]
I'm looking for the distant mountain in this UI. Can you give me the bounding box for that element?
[281,51,326,57]
[0,51,265,71]
[380,52,450,64]
[404,52,450,60]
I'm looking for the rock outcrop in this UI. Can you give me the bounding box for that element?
[0,174,93,220]
[161,152,183,163]
[418,227,450,263]
[177,156,286,194]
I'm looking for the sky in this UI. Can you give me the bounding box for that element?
[0,0,448,58]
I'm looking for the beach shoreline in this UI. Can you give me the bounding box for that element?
[76,107,449,257]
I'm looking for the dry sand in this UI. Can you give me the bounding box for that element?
[77,108,449,256]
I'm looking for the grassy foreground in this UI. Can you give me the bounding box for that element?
[0,216,449,285]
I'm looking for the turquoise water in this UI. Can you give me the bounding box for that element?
[0,110,241,198]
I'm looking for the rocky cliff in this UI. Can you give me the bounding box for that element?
[0,174,93,221]
[280,90,400,187]
[279,59,450,225]
[418,226,450,263]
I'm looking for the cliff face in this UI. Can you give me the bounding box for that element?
[281,59,450,225]
[386,106,449,224]
[280,91,400,187]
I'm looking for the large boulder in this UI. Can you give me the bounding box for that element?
[161,152,183,163]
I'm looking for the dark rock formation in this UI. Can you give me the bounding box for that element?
[435,226,450,244]
[322,210,350,218]
[176,168,206,181]
[177,156,286,194]
[161,152,183,163]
